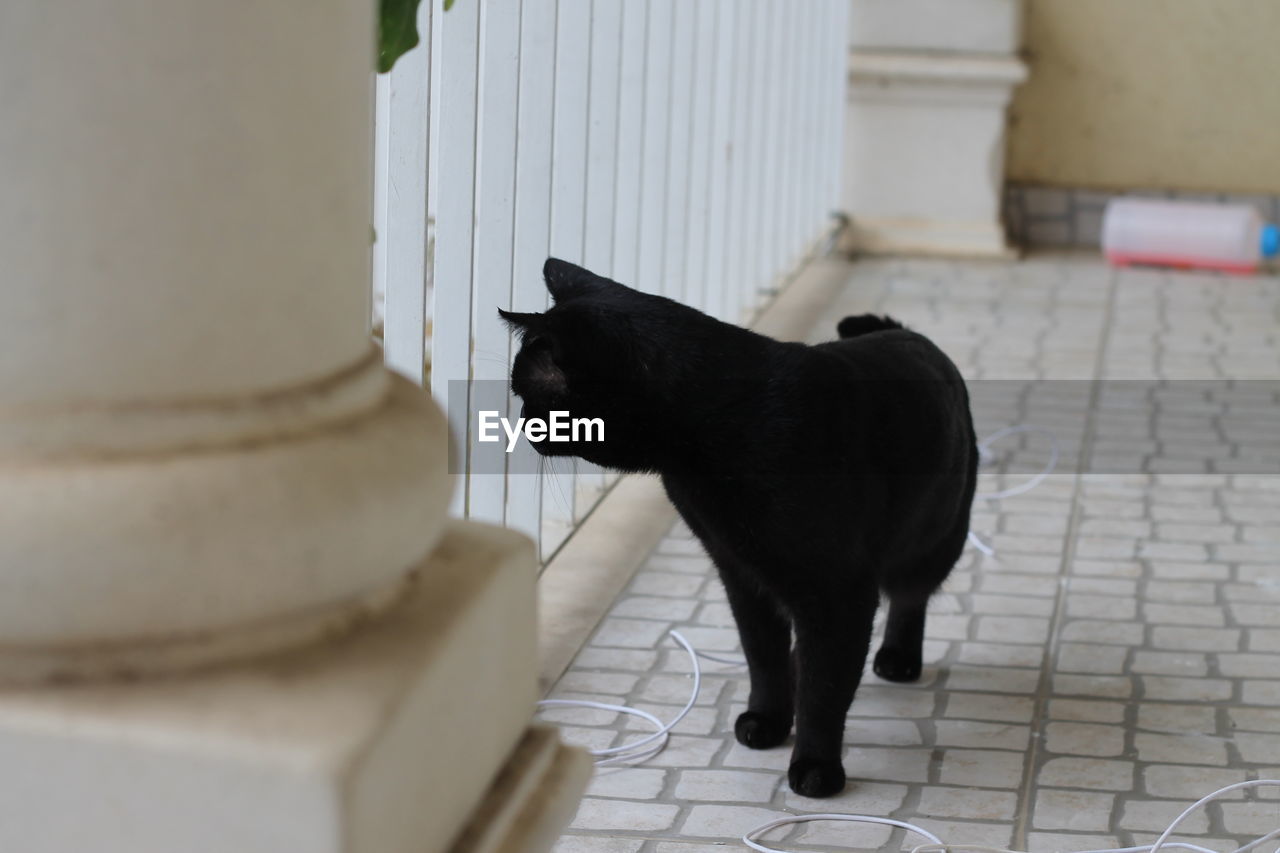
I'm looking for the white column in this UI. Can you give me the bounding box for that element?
[841,0,1028,258]
[0,0,451,677]
[0,4,587,851]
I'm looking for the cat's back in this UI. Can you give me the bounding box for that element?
[811,330,963,392]
[802,317,974,455]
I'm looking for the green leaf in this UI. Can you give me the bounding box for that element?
[379,0,423,74]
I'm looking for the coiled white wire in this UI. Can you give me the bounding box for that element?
[536,630,701,767]
[744,814,942,852]
[968,423,1062,556]
[693,649,750,665]
[742,779,1280,853]
[975,424,1062,501]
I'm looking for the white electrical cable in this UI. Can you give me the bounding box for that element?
[967,423,1061,557]
[741,780,1280,853]
[695,649,749,665]
[967,529,996,557]
[1229,828,1280,853]
[536,629,701,767]
[1138,779,1280,853]
[906,843,1223,853]
[744,814,942,853]
[974,424,1061,501]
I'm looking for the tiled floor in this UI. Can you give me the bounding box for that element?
[546,253,1280,853]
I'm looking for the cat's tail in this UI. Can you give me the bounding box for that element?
[836,314,906,339]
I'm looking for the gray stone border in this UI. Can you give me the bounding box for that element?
[1004,183,1280,250]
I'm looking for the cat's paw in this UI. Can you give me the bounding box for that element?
[734,711,791,749]
[788,756,846,798]
[873,645,922,683]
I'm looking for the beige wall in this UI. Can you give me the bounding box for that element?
[1007,0,1280,195]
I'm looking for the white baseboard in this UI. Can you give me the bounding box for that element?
[843,218,1018,259]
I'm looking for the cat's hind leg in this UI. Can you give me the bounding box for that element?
[788,590,879,798]
[720,570,795,750]
[873,593,930,682]
[873,524,968,683]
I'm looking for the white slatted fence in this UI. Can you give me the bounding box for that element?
[373,0,849,561]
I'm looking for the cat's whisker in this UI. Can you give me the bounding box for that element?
[541,458,575,515]
[471,354,513,370]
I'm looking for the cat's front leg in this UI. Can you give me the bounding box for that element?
[718,569,794,750]
[788,592,879,798]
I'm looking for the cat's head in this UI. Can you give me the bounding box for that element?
[499,258,692,472]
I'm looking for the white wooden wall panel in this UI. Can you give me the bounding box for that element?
[542,0,592,554]
[793,1,814,262]
[747,0,768,303]
[778,4,799,273]
[584,0,622,276]
[723,0,757,327]
[612,0,648,291]
[790,2,810,265]
[468,0,523,525]
[661,6,695,303]
[793,3,814,264]
[373,0,849,559]
[428,0,480,517]
[549,1,589,269]
[798,4,817,261]
[375,2,432,384]
[747,0,774,318]
[636,0,673,295]
[829,0,849,217]
[815,2,832,240]
[504,0,558,548]
[807,2,826,245]
[816,2,835,242]
[703,0,735,323]
[765,6,789,289]
[780,5,798,273]
[683,0,717,314]
[576,0,624,511]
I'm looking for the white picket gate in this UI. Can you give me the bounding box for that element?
[373,0,848,561]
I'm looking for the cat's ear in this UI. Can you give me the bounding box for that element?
[543,257,602,303]
[498,308,544,333]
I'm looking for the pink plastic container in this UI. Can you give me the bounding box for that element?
[1102,198,1279,274]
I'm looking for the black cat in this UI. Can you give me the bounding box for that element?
[503,258,977,798]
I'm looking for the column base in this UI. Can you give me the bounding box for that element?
[843,48,1026,261]
[450,726,593,853]
[0,372,453,682]
[841,218,1018,259]
[0,522,586,853]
